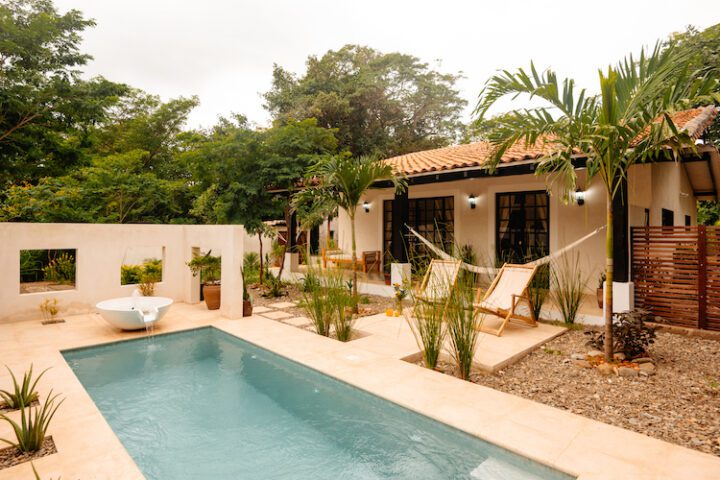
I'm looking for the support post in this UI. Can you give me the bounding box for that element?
[698,225,708,329]
[391,190,409,263]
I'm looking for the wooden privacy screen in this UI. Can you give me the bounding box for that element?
[632,226,720,331]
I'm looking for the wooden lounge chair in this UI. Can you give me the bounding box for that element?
[416,259,461,306]
[473,263,538,336]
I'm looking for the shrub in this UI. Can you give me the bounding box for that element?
[41,252,75,284]
[263,271,285,298]
[406,297,446,369]
[243,252,260,272]
[187,251,221,285]
[329,286,355,342]
[300,270,355,340]
[527,263,550,320]
[121,264,143,285]
[0,391,63,452]
[585,309,658,358]
[446,280,482,380]
[0,365,47,410]
[550,254,589,324]
[39,299,59,323]
[301,270,320,293]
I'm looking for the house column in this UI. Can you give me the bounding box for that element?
[605,176,634,314]
[284,211,300,275]
[390,189,411,284]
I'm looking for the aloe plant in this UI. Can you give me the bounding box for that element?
[0,391,63,452]
[0,365,48,410]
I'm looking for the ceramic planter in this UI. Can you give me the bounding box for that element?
[203,284,221,310]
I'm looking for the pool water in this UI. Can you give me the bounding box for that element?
[63,327,572,480]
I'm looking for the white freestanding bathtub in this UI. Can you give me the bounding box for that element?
[96,296,173,331]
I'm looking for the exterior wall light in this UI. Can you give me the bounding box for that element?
[468,195,477,209]
[363,200,370,213]
[575,189,586,206]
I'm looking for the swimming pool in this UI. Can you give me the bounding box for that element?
[63,327,572,480]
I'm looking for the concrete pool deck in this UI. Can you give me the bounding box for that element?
[1,303,719,479]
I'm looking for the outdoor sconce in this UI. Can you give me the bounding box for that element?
[575,189,586,206]
[363,200,370,213]
[468,195,477,209]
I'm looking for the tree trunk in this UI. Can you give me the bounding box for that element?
[258,232,264,285]
[350,211,359,313]
[306,229,311,267]
[277,206,290,279]
[604,193,614,362]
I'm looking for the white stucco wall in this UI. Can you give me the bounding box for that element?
[0,223,246,322]
[337,161,699,292]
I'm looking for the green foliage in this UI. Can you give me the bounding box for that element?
[527,264,549,320]
[121,258,162,285]
[585,310,658,358]
[0,0,128,187]
[41,252,75,284]
[0,390,63,453]
[243,252,260,271]
[300,269,355,340]
[550,254,589,324]
[264,45,466,157]
[187,251,221,285]
[0,365,47,410]
[698,200,720,226]
[445,279,481,380]
[262,271,285,298]
[292,155,406,301]
[406,296,446,369]
[300,271,333,336]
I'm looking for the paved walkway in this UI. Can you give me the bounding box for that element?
[1,303,719,479]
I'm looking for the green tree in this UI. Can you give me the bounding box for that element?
[264,45,466,158]
[475,43,719,360]
[292,156,406,303]
[0,0,128,186]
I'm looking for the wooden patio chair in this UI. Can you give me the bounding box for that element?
[473,263,538,337]
[415,259,462,307]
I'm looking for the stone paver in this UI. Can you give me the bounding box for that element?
[251,306,273,314]
[259,310,293,320]
[267,301,297,309]
[281,316,313,328]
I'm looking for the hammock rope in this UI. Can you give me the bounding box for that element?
[405,224,606,275]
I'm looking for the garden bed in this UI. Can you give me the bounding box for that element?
[249,282,395,318]
[0,437,56,471]
[0,399,39,414]
[457,328,720,457]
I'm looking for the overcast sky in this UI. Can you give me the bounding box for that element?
[54,0,718,130]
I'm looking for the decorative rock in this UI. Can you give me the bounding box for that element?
[587,349,603,357]
[613,352,626,361]
[618,366,639,378]
[596,363,613,376]
[638,363,656,375]
[634,357,653,364]
[574,360,592,369]
[571,353,586,361]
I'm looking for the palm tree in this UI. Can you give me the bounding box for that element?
[293,155,407,303]
[475,43,719,361]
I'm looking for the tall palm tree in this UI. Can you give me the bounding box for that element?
[293,155,407,302]
[475,43,719,361]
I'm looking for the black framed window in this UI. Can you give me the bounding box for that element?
[662,208,674,227]
[383,196,455,269]
[684,215,691,227]
[496,191,549,263]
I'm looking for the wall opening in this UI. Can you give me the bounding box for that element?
[20,249,77,294]
[120,246,164,285]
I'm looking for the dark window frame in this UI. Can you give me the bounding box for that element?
[495,191,550,263]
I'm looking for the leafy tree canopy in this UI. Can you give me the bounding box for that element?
[0,0,129,186]
[263,45,466,158]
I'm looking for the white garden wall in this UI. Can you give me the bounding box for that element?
[0,223,246,322]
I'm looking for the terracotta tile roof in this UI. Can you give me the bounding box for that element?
[384,106,718,176]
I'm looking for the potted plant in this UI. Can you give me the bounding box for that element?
[187,251,222,310]
[241,268,252,317]
[597,272,605,309]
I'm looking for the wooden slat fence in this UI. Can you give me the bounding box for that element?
[632,226,720,331]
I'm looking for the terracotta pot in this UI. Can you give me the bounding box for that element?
[243,300,253,317]
[203,284,221,310]
[596,288,603,309]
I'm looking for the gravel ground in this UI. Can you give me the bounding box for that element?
[0,436,56,471]
[466,328,720,457]
[249,282,395,318]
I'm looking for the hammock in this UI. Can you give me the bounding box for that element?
[406,224,606,275]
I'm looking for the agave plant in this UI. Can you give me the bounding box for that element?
[0,391,63,452]
[0,365,48,410]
